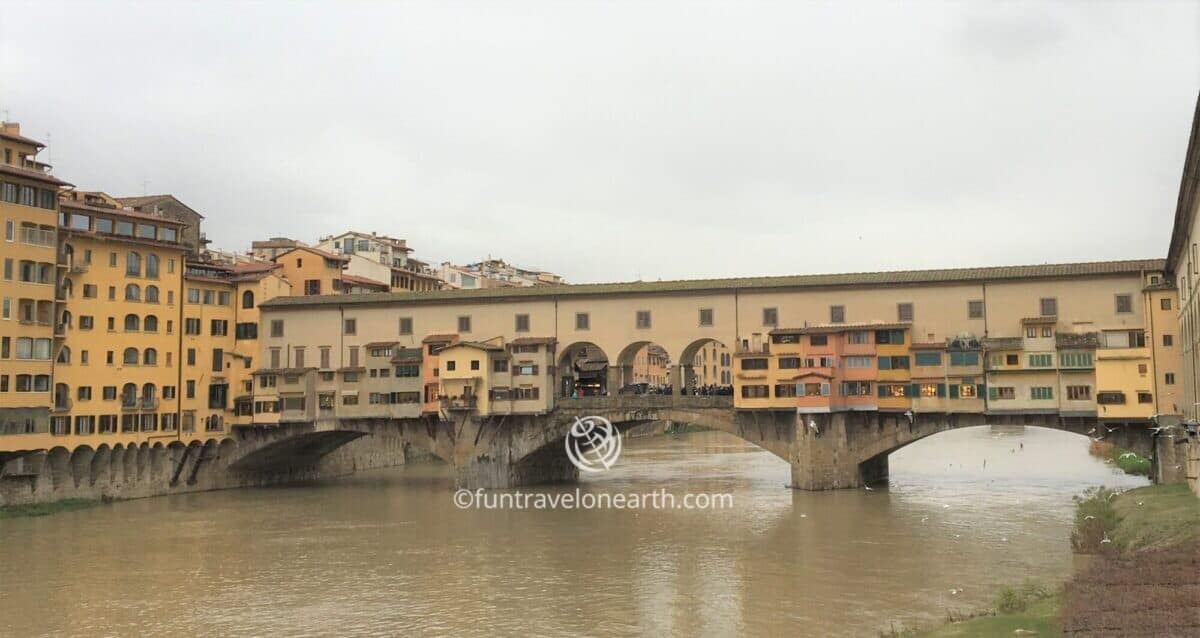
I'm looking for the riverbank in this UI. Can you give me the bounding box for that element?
[0,498,100,520]
[902,483,1199,637]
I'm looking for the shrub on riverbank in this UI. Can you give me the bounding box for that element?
[1087,440,1151,476]
[0,498,98,520]
[1069,486,1121,553]
[996,581,1053,614]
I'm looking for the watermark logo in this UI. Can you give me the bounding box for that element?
[565,415,622,472]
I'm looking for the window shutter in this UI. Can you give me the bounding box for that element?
[877,384,886,398]
[988,385,997,400]
[820,383,830,397]
[977,383,986,398]
[949,384,959,399]
[908,383,918,397]
[937,383,946,397]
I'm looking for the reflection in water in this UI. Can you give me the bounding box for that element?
[0,426,1148,637]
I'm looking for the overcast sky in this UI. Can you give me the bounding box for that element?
[2,1,1197,283]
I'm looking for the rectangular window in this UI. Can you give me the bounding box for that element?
[830,305,845,324]
[914,352,942,366]
[740,385,769,399]
[699,308,713,327]
[762,307,778,326]
[1028,353,1053,367]
[458,316,471,333]
[1161,298,1172,311]
[846,331,869,345]
[1115,294,1133,314]
[399,317,412,335]
[778,357,801,369]
[968,300,984,319]
[949,351,979,366]
[1067,385,1091,401]
[809,334,828,346]
[739,358,768,370]
[1039,297,1057,317]
[575,312,589,330]
[1030,386,1053,400]
[320,347,331,369]
[1165,372,1176,385]
[270,319,284,337]
[210,319,228,336]
[990,386,1016,400]
[636,311,651,329]
[897,302,913,322]
[185,318,201,335]
[844,356,871,368]
[343,318,356,335]
[515,314,529,332]
[1163,334,1174,346]
[1058,351,1093,367]
[1137,392,1153,404]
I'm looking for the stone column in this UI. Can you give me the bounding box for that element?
[671,364,683,396]
[788,412,878,490]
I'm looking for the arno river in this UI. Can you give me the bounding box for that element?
[0,426,1147,637]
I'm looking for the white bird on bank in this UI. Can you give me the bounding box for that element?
[1100,532,1112,544]
[904,409,914,424]
[807,418,820,436]
[864,484,874,491]
[1084,515,1096,520]
[1119,452,1137,459]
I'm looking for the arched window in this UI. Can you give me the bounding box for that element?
[60,310,71,328]
[145,254,159,278]
[121,383,137,406]
[144,315,158,332]
[126,251,141,276]
[60,278,73,299]
[56,346,70,364]
[125,284,140,301]
[141,383,156,403]
[54,383,69,409]
[242,290,255,309]
[124,314,140,331]
[145,285,159,303]
[143,348,157,366]
[123,347,139,365]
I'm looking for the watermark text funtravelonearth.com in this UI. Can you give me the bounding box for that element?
[454,488,734,510]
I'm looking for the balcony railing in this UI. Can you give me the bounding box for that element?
[52,398,72,413]
[141,397,159,410]
[121,398,140,411]
[70,261,89,274]
[440,396,478,410]
[735,344,771,355]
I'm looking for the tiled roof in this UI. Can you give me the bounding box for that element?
[261,259,1166,310]
[275,245,350,263]
[0,128,45,148]
[60,196,189,225]
[365,341,398,348]
[446,340,505,352]
[511,335,556,345]
[341,274,388,289]
[909,342,946,350]
[983,337,1023,350]
[0,163,72,187]
[114,194,204,219]
[421,333,459,343]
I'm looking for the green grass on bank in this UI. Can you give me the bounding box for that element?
[1087,440,1151,477]
[1109,483,1200,551]
[913,594,1061,638]
[0,498,99,520]
[1070,483,1199,553]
